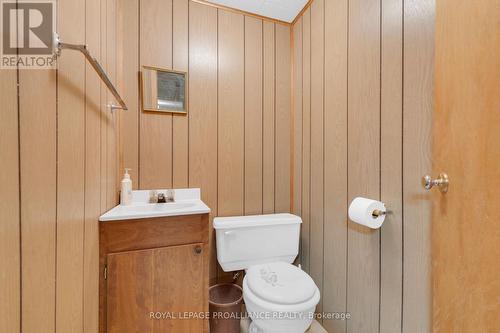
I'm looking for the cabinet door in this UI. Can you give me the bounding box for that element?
[106,243,206,333]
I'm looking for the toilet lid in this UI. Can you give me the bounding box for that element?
[246,262,317,305]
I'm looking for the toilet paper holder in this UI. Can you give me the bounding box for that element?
[372,209,391,218]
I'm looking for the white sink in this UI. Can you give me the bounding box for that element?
[99,188,210,222]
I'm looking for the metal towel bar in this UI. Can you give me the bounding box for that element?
[53,33,127,111]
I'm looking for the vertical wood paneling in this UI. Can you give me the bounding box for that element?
[172,0,190,188]
[12,0,119,330]
[19,70,57,332]
[188,1,218,281]
[100,0,109,212]
[323,0,348,330]
[292,19,302,219]
[215,9,246,279]
[293,0,433,331]
[84,0,103,329]
[120,3,286,230]
[262,21,275,214]
[403,0,434,331]
[244,16,263,215]
[301,9,311,273]
[56,0,86,329]
[107,0,119,208]
[310,0,324,313]
[380,0,403,332]
[0,69,20,333]
[347,0,381,331]
[139,0,173,189]
[217,10,245,216]
[119,3,289,236]
[274,24,291,213]
[118,0,139,187]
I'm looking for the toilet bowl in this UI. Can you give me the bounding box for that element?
[243,261,320,333]
[213,214,321,333]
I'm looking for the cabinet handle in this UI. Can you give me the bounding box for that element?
[194,246,202,254]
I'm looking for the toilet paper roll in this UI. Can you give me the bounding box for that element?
[348,197,386,229]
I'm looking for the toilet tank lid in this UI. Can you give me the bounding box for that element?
[213,213,302,229]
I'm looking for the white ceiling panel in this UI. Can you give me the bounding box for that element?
[205,0,308,23]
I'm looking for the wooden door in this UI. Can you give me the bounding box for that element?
[433,0,500,331]
[106,243,206,332]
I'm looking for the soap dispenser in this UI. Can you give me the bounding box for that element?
[120,168,133,206]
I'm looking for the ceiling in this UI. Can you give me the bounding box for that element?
[204,0,309,23]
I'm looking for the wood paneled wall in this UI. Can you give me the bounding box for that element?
[291,0,434,332]
[1,0,434,331]
[0,0,121,331]
[118,0,291,283]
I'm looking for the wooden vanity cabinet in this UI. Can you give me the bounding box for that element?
[99,214,209,333]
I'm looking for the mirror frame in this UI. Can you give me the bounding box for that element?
[140,65,188,114]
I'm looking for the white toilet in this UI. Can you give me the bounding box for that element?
[214,213,320,333]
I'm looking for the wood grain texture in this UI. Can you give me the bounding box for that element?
[322,0,348,330]
[309,0,324,314]
[118,0,139,187]
[433,0,500,331]
[153,244,205,332]
[347,0,381,331]
[84,0,103,330]
[140,0,173,189]
[172,0,190,188]
[56,0,86,330]
[19,69,57,332]
[107,249,154,333]
[262,21,276,214]
[0,67,20,333]
[107,0,120,208]
[274,23,291,213]
[188,1,219,282]
[217,10,245,216]
[100,0,109,212]
[107,244,207,333]
[292,0,433,331]
[100,214,210,332]
[116,4,291,284]
[380,0,403,332]
[403,0,434,331]
[300,9,311,273]
[244,16,263,215]
[216,9,245,283]
[12,0,119,330]
[292,18,302,220]
[119,2,288,235]
[100,215,208,253]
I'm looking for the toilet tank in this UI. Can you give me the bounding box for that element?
[213,213,302,272]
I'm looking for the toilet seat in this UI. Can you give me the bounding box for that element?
[246,262,317,305]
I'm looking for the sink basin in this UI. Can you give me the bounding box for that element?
[129,202,197,213]
[99,188,210,222]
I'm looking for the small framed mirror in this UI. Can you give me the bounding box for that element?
[141,66,187,114]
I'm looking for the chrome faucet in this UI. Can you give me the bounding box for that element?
[150,189,175,203]
[157,192,166,203]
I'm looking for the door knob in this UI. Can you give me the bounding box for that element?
[421,173,449,193]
